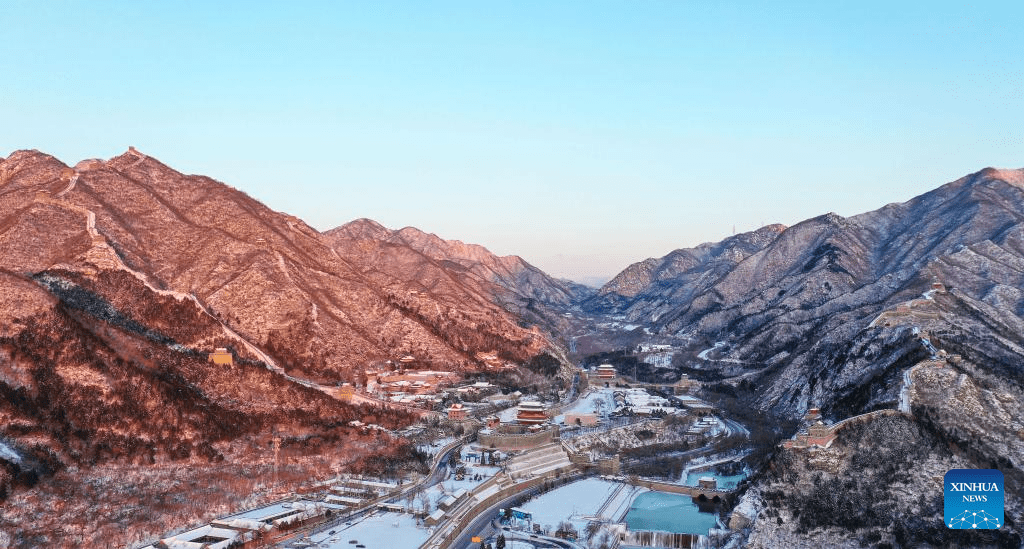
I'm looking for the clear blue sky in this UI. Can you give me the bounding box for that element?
[2,2,1022,284]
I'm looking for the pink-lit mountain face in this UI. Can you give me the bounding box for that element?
[0,149,553,378]
[0,149,561,512]
[325,218,593,333]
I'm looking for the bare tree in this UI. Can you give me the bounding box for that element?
[417,490,431,514]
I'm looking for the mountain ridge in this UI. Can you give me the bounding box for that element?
[0,146,570,490]
[326,217,593,314]
[5,148,1024,547]
[3,148,556,377]
[588,166,1024,416]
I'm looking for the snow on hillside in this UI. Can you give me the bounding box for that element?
[0,442,22,464]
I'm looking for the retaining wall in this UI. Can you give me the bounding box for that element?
[478,426,557,451]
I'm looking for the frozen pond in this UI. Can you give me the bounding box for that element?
[624,491,718,535]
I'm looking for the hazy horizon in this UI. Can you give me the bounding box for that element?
[3,2,1023,282]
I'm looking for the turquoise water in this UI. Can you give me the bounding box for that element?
[683,470,746,490]
[624,491,718,535]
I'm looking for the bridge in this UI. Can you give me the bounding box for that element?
[629,477,729,502]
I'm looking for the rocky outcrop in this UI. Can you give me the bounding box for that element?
[740,413,1021,548]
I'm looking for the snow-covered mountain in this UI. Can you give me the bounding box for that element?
[593,168,1024,546]
[591,167,1024,417]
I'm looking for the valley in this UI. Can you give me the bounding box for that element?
[1,150,1023,548]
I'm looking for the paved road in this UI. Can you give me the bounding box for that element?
[448,489,543,549]
[393,442,460,502]
[722,417,750,438]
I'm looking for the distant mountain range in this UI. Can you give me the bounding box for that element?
[588,167,1024,418]
[325,218,592,332]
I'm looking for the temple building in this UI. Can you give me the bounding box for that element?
[447,402,468,421]
[673,374,698,395]
[516,401,548,425]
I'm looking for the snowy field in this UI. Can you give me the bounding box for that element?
[489,539,540,549]
[554,388,615,423]
[497,405,519,422]
[0,441,22,463]
[564,387,685,421]
[617,388,679,414]
[306,512,428,549]
[416,436,457,457]
[641,352,673,369]
[518,478,622,533]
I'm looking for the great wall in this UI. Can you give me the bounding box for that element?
[30,164,287,373]
[787,283,958,451]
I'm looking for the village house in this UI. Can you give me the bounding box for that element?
[446,402,468,421]
[698,477,718,490]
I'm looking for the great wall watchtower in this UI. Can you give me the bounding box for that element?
[208,348,234,366]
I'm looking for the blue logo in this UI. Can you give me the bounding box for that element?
[944,469,1003,529]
